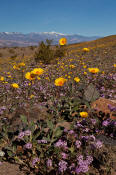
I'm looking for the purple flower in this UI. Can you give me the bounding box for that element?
[47,159,52,167]
[108,104,116,112]
[24,130,31,136]
[89,135,96,141]
[32,157,40,166]
[38,139,47,144]
[69,130,74,134]
[91,119,97,125]
[75,164,89,174]
[69,163,75,170]
[75,140,81,148]
[75,167,81,174]
[77,155,83,163]
[18,131,25,139]
[58,160,68,173]
[24,143,32,149]
[102,120,109,127]
[86,155,93,165]
[64,128,68,133]
[76,122,84,128]
[95,140,103,149]
[84,128,89,132]
[81,136,89,142]
[55,139,67,148]
[61,152,68,159]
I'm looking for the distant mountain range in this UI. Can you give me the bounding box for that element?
[0,32,100,47]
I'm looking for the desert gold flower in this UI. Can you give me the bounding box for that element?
[18,62,25,67]
[114,64,116,68]
[55,77,67,86]
[74,77,80,82]
[0,76,4,81]
[68,76,71,79]
[8,75,11,78]
[83,48,90,52]
[69,65,76,68]
[11,83,19,88]
[25,72,36,81]
[80,112,88,118]
[30,94,35,98]
[31,68,44,75]
[59,38,67,45]
[13,65,19,70]
[83,65,87,68]
[88,68,100,73]
[45,77,50,80]
[37,76,41,80]
[84,72,87,75]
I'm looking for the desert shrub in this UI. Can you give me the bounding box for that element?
[10,54,17,59]
[29,46,36,50]
[8,48,15,54]
[34,39,66,64]
[0,52,3,57]
[54,45,66,58]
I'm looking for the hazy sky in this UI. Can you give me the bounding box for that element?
[0,0,116,36]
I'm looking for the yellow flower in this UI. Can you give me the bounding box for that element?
[114,64,116,68]
[88,68,100,73]
[55,77,67,86]
[11,83,19,88]
[80,112,88,118]
[13,65,17,69]
[18,62,25,67]
[83,65,87,68]
[0,76,4,81]
[30,94,35,98]
[37,76,41,80]
[31,68,44,75]
[60,66,64,69]
[84,72,87,75]
[83,48,90,52]
[68,76,71,79]
[25,72,36,81]
[45,77,50,80]
[74,77,80,82]
[59,38,67,45]
[69,65,76,68]
[8,75,11,78]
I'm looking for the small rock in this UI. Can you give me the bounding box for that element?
[91,97,116,120]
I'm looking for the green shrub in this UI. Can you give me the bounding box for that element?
[0,53,3,57]
[8,48,15,54]
[34,39,66,64]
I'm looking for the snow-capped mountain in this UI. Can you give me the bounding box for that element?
[0,32,100,47]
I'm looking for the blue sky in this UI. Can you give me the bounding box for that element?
[0,0,116,36]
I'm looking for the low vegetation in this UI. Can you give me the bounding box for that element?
[0,36,116,175]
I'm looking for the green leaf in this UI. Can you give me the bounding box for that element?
[69,146,75,153]
[29,121,35,132]
[20,115,27,124]
[47,120,54,130]
[43,137,51,142]
[7,150,13,157]
[54,127,63,138]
